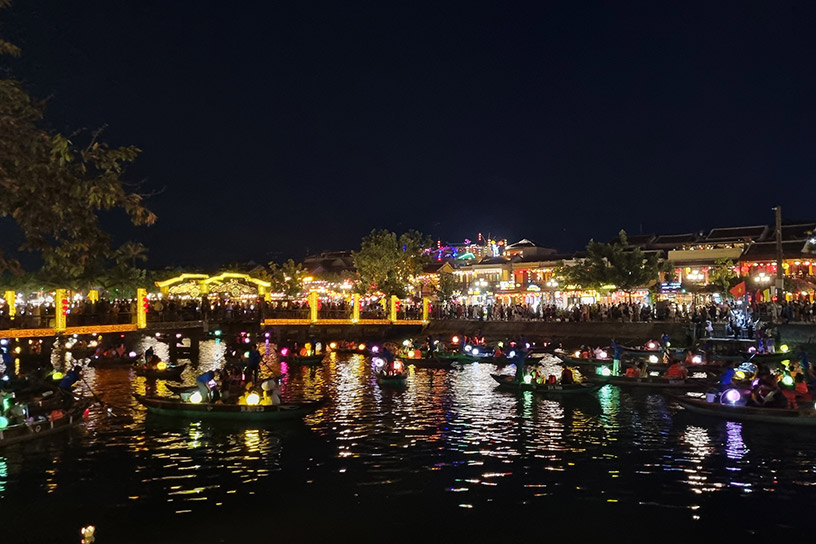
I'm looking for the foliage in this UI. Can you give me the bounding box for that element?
[0,3,156,282]
[268,259,305,298]
[434,272,462,303]
[708,258,738,297]
[559,230,662,293]
[352,229,432,297]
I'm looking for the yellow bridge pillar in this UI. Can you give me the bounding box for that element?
[3,291,15,319]
[136,288,148,329]
[389,295,398,322]
[309,291,319,323]
[422,296,430,323]
[351,294,360,323]
[88,289,99,303]
[55,289,68,332]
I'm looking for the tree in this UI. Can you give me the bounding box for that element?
[559,230,662,296]
[268,259,305,298]
[434,272,462,304]
[1,3,156,281]
[352,229,432,297]
[709,258,738,297]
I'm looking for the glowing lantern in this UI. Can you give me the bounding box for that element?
[452,336,460,344]
[574,351,581,358]
[782,375,794,386]
[747,346,757,354]
[780,344,789,353]
[330,342,337,349]
[734,370,746,381]
[599,367,612,376]
[472,348,480,355]
[648,355,658,363]
[53,372,64,380]
[723,389,741,404]
[370,346,379,353]
[128,351,137,358]
[0,416,8,429]
[157,361,167,371]
[599,350,608,359]
[464,345,473,352]
[280,347,289,356]
[402,340,411,347]
[190,391,203,404]
[358,344,366,351]
[647,342,656,349]
[523,374,532,384]
[393,361,403,371]
[692,355,702,364]
[246,392,260,406]
[373,357,385,368]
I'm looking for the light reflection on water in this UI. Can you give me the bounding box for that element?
[2,339,816,540]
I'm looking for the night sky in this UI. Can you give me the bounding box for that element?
[4,1,816,267]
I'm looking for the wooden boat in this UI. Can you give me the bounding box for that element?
[672,394,816,425]
[491,374,603,394]
[409,357,454,369]
[586,375,713,389]
[375,370,407,388]
[283,355,325,366]
[133,394,324,420]
[134,363,187,380]
[0,401,89,448]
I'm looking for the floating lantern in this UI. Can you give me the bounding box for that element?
[280,347,289,356]
[599,350,608,359]
[0,416,8,429]
[246,393,260,406]
[393,361,403,371]
[782,375,794,386]
[647,342,656,349]
[128,351,137,358]
[370,346,379,353]
[452,336,460,344]
[358,343,366,351]
[402,340,411,347]
[523,374,533,384]
[472,348,480,355]
[734,370,746,380]
[574,351,581,358]
[330,342,337,349]
[780,344,789,353]
[692,355,702,364]
[464,345,473,352]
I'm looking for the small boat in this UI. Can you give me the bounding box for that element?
[375,370,407,388]
[672,394,816,425]
[133,394,324,420]
[409,357,455,369]
[491,374,603,394]
[586,375,713,389]
[283,355,325,366]
[134,363,187,380]
[0,401,89,448]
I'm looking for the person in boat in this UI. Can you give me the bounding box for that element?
[59,366,82,392]
[196,370,217,402]
[625,364,640,378]
[664,360,688,380]
[683,350,696,365]
[611,338,623,375]
[115,343,126,358]
[513,345,529,383]
[794,373,810,397]
[493,345,505,360]
[748,372,787,408]
[144,346,154,366]
[261,378,282,405]
[661,332,670,349]
[560,366,575,384]
[718,361,737,391]
[246,345,261,383]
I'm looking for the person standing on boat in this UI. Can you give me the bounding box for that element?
[59,366,82,393]
[611,339,623,376]
[144,346,154,366]
[247,345,261,383]
[513,344,529,383]
[718,361,737,391]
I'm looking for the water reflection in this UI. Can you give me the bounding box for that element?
[4,339,816,541]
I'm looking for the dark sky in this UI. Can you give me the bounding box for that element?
[4,1,816,267]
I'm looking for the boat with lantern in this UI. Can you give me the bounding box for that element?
[133,393,324,420]
[134,362,187,380]
[491,374,604,395]
[88,353,140,368]
[672,393,816,425]
[283,355,325,366]
[0,400,90,448]
[374,369,408,387]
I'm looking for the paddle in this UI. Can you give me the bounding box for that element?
[78,373,133,421]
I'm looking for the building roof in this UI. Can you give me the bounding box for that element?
[772,222,816,241]
[651,233,702,246]
[740,240,812,261]
[505,238,541,249]
[705,225,769,242]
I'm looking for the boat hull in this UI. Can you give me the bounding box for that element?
[587,375,712,389]
[134,394,322,420]
[135,364,187,380]
[0,404,88,448]
[673,395,816,425]
[491,374,603,395]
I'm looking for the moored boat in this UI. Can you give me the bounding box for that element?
[491,374,603,394]
[672,394,816,425]
[283,355,325,366]
[375,370,408,387]
[89,354,139,368]
[0,401,89,448]
[133,394,324,420]
[409,357,455,369]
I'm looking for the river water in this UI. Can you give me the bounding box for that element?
[3,338,816,543]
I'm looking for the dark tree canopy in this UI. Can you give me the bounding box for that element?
[352,229,431,297]
[1,1,156,285]
[559,230,662,293]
